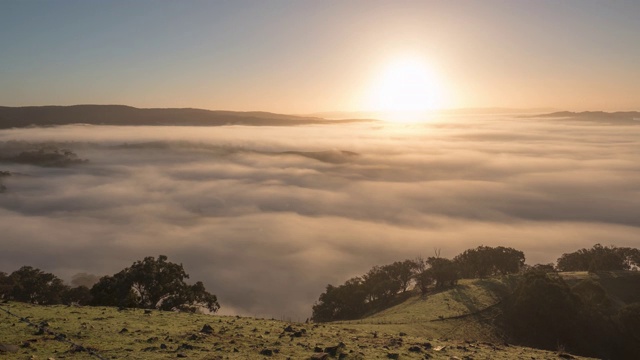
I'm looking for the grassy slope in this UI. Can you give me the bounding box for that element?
[0,299,595,360]
[336,277,519,342]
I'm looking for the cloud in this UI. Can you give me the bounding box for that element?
[1,117,639,318]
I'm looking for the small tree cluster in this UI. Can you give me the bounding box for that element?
[312,245,526,322]
[90,255,219,313]
[556,244,640,272]
[0,266,89,305]
[0,255,219,313]
[454,246,525,278]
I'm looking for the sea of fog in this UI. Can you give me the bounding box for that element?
[1,115,639,319]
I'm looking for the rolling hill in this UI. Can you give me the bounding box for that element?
[0,105,375,129]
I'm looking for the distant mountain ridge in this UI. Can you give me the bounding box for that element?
[536,110,640,124]
[0,105,375,129]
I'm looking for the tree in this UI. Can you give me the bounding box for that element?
[557,244,637,272]
[505,271,583,350]
[412,257,433,295]
[312,277,367,322]
[90,255,219,312]
[571,279,611,313]
[6,266,68,304]
[62,286,93,305]
[362,266,397,303]
[426,257,459,288]
[385,260,419,293]
[454,246,525,278]
[617,303,640,342]
[526,263,556,273]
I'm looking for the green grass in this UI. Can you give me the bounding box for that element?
[0,275,597,360]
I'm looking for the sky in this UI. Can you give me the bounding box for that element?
[2,0,640,113]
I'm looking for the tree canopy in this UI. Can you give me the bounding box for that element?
[556,244,640,272]
[454,246,525,278]
[1,266,68,305]
[90,255,219,313]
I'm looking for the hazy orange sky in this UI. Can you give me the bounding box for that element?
[2,1,639,113]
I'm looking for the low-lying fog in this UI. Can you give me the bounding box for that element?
[1,115,639,319]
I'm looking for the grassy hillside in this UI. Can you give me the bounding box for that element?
[336,277,519,342]
[0,299,595,359]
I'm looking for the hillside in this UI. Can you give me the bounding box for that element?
[0,105,375,129]
[345,271,640,337]
[336,277,518,342]
[0,299,597,360]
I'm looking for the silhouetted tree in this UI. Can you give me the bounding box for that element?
[362,266,397,302]
[505,271,583,351]
[426,257,459,288]
[525,263,556,273]
[62,285,93,305]
[385,260,419,293]
[617,302,640,342]
[454,246,525,278]
[312,277,367,322]
[571,279,611,313]
[412,257,433,295]
[6,266,68,304]
[90,255,219,312]
[557,244,637,272]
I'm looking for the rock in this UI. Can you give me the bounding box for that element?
[399,332,407,336]
[324,342,346,356]
[178,343,194,350]
[119,328,128,333]
[177,352,187,358]
[69,344,86,352]
[200,324,214,334]
[408,345,422,352]
[284,325,295,332]
[0,344,19,353]
[387,353,400,359]
[160,343,167,349]
[314,346,323,352]
[310,353,329,360]
[422,342,432,349]
[260,348,273,356]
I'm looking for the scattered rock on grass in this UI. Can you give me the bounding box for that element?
[200,324,214,334]
[324,342,346,356]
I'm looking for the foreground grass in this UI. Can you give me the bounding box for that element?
[0,300,595,359]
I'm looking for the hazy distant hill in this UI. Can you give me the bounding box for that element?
[0,105,374,129]
[536,110,640,125]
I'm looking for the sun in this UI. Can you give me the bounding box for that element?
[364,57,446,123]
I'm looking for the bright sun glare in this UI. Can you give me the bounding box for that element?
[365,57,446,123]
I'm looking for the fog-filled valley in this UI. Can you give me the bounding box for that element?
[1,114,639,319]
